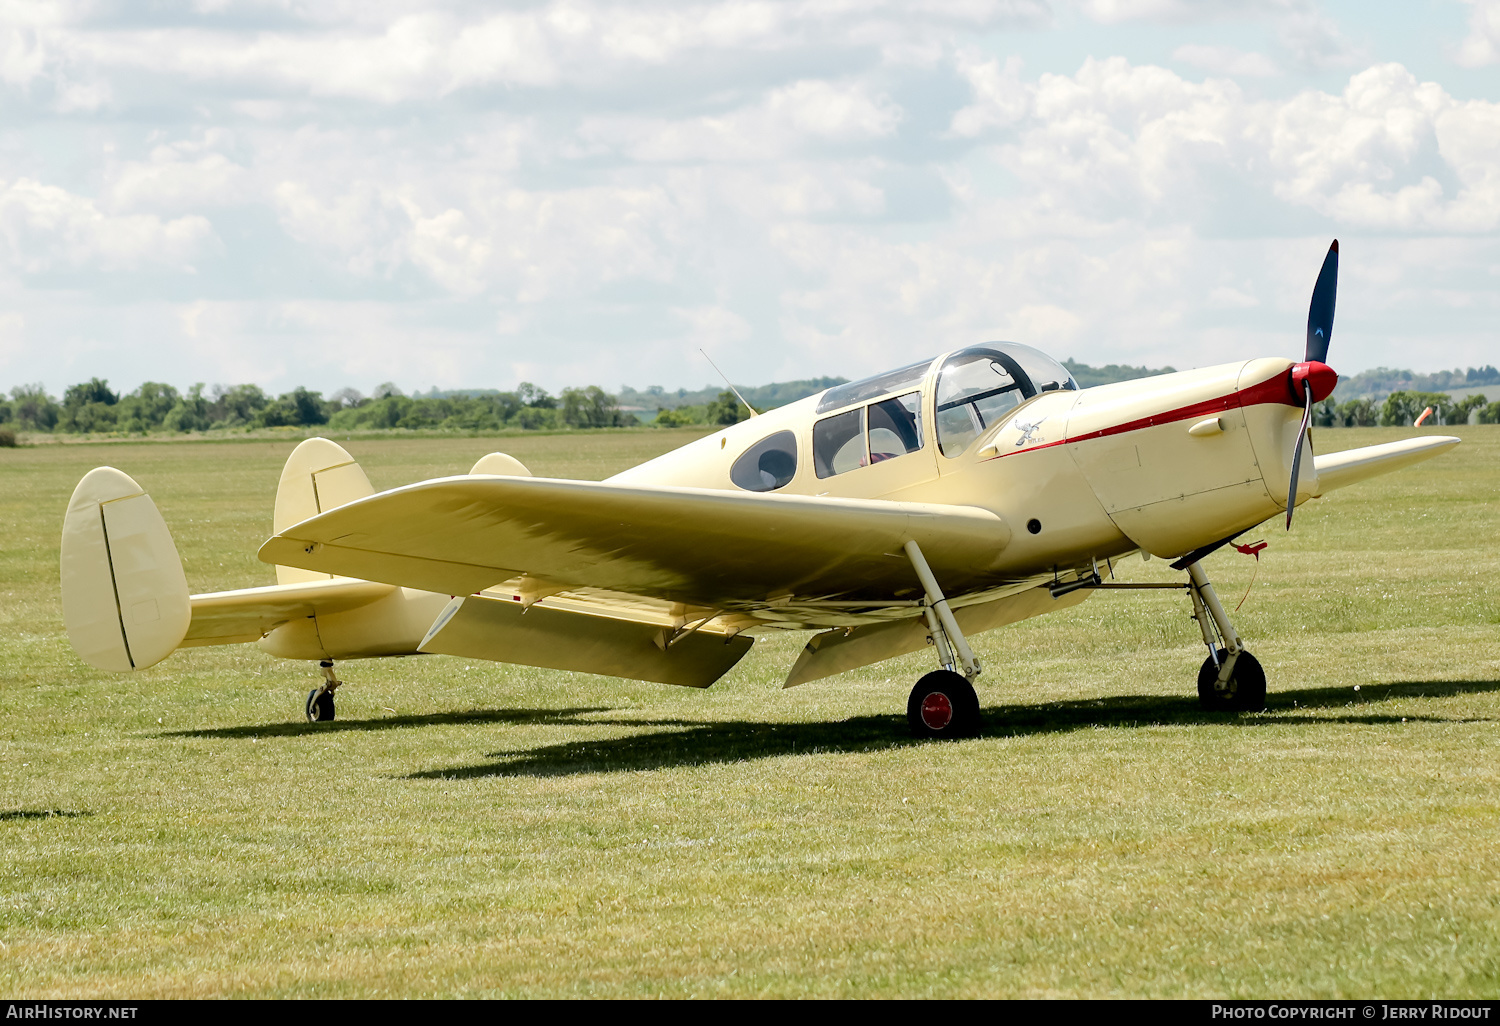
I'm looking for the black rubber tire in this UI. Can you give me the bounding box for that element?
[305,689,335,722]
[907,670,981,739]
[1197,650,1266,712]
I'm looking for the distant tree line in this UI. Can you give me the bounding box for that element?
[1315,390,1500,427]
[8,358,1494,444]
[617,376,848,413]
[0,379,639,436]
[1333,365,1500,401]
[1062,358,1176,387]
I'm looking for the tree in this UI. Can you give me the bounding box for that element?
[59,378,121,433]
[515,406,558,430]
[560,385,620,428]
[653,406,701,427]
[1451,393,1489,425]
[63,378,118,408]
[116,382,180,433]
[164,384,213,432]
[1337,397,1377,427]
[258,387,330,427]
[706,390,752,425]
[518,382,556,409]
[9,384,59,431]
[1380,390,1452,426]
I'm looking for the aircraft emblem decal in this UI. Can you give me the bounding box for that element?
[1014,417,1047,447]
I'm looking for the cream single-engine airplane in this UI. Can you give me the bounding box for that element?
[61,242,1460,737]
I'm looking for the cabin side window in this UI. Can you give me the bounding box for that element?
[730,430,799,492]
[867,392,923,462]
[813,409,865,479]
[813,391,924,479]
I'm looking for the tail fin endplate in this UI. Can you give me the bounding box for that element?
[61,467,192,672]
[273,438,375,585]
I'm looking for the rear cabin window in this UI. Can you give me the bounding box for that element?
[815,360,932,414]
[814,391,923,479]
[730,430,798,491]
[813,409,864,479]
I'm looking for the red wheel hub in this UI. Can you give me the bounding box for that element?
[920,692,954,730]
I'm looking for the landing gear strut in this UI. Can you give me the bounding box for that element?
[903,541,982,739]
[1186,561,1265,712]
[305,659,341,722]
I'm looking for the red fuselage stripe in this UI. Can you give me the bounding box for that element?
[984,371,1296,461]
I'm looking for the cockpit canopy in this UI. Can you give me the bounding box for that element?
[934,343,1076,457]
[728,342,1077,493]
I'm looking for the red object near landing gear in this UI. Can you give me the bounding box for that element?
[907,670,981,740]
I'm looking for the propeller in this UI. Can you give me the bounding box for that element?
[1286,240,1340,529]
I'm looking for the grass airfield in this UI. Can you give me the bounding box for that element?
[1,426,1497,998]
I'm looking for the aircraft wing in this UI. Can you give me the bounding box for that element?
[258,475,1013,609]
[1311,436,1460,496]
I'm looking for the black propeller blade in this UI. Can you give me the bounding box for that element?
[1305,239,1338,364]
[1287,378,1314,530]
[1287,239,1339,529]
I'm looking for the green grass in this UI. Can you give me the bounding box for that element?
[1,427,1497,998]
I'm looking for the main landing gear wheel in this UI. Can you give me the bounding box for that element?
[305,688,335,722]
[907,670,981,740]
[1197,650,1266,713]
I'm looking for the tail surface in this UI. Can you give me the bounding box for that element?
[273,438,375,584]
[61,467,192,671]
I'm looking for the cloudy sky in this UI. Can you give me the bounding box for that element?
[2,0,1497,397]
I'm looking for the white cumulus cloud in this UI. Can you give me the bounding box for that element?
[0,178,215,273]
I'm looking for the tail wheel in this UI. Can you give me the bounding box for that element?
[907,670,981,739]
[1197,650,1266,712]
[306,689,336,722]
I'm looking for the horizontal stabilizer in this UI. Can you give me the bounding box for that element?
[186,577,395,647]
[420,593,752,688]
[1312,436,1460,496]
[62,467,192,672]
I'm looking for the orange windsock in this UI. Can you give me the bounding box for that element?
[1414,407,1433,427]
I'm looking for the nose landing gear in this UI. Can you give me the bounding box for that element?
[1186,562,1265,712]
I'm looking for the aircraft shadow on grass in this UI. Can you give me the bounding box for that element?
[0,809,93,822]
[160,706,699,740]
[402,677,1500,781]
[154,678,1498,778]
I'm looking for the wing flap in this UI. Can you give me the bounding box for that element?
[783,583,1092,687]
[419,592,752,688]
[259,476,1013,608]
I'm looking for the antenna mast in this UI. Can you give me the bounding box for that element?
[699,348,758,418]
